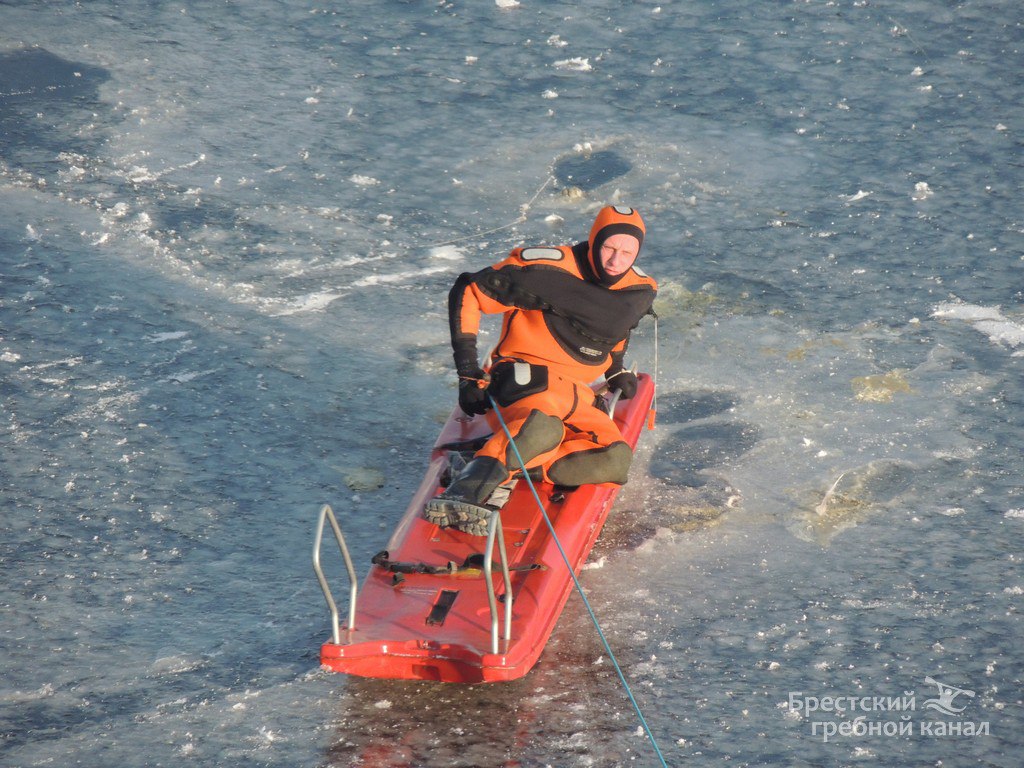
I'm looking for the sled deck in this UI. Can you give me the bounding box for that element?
[313,374,655,683]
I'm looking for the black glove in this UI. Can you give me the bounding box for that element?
[605,366,638,399]
[458,367,492,416]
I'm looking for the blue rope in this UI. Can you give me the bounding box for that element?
[487,394,669,768]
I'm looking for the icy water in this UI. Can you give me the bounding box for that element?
[2,2,1022,766]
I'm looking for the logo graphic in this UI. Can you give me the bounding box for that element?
[922,676,975,716]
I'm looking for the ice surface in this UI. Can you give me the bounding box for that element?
[2,2,1023,766]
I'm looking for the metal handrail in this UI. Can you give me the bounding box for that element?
[605,385,624,415]
[599,362,636,415]
[312,504,358,645]
[483,509,514,654]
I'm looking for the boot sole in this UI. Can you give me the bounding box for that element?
[423,498,496,536]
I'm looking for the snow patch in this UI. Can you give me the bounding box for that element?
[912,181,933,200]
[933,300,1024,349]
[146,331,189,343]
[555,58,592,72]
[352,264,450,287]
[270,291,343,316]
[349,174,380,186]
[429,245,465,261]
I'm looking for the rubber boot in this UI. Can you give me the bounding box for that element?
[424,456,509,534]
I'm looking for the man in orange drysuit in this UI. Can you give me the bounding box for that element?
[425,205,658,535]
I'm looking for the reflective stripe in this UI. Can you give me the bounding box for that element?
[513,362,532,385]
[520,247,563,261]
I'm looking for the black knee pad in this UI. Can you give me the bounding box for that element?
[507,410,564,466]
[547,441,633,487]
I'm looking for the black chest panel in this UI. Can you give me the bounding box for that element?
[476,263,655,363]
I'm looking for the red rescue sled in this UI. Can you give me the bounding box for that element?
[313,373,655,684]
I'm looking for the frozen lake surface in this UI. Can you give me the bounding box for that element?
[2,2,1022,766]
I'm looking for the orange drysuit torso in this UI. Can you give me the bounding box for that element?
[449,241,658,384]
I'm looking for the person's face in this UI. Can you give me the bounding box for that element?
[599,233,640,276]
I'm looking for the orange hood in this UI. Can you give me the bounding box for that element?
[587,206,645,286]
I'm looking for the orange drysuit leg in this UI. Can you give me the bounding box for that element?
[477,373,632,486]
[477,381,568,471]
